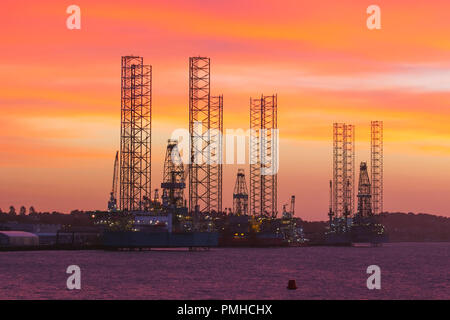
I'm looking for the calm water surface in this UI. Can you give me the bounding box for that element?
[0,243,448,299]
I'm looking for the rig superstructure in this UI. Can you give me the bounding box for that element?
[326,122,387,245]
[99,56,304,248]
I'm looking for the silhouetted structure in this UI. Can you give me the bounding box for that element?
[161,140,185,208]
[210,95,223,213]
[250,95,278,217]
[332,123,355,218]
[188,57,223,214]
[233,169,248,215]
[108,151,119,212]
[356,162,372,217]
[119,56,152,212]
[371,121,383,214]
[290,195,295,216]
[328,180,334,227]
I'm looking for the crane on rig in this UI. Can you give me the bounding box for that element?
[107,151,119,212]
[328,180,334,228]
[290,195,295,216]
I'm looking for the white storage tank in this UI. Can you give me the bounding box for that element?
[0,231,39,247]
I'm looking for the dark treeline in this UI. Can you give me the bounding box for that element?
[0,208,94,227]
[379,212,450,242]
[301,212,450,242]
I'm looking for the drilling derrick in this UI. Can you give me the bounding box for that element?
[332,123,355,218]
[250,95,278,217]
[108,151,119,212]
[233,169,248,215]
[371,121,383,215]
[161,140,185,208]
[120,56,152,212]
[189,57,223,214]
[153,189,160,204]
[357,162,372,217]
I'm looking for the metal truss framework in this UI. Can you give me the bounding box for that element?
[371,121,383,215]
[161,140,185,208]
[357,162,372,217]
[343,124,355,216]
[120,56,152,212]
[333,123,355,218]
[233,169,249,215]
[210,95,223,213]
[250,95,278,217]
[189,57,223,214]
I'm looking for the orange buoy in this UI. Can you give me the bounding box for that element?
[287,280,297,290]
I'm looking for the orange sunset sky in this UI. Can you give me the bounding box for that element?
[0,0,449,220]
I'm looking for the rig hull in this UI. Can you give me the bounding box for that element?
[351,225,389,244]
[324,232,352,246]
[102,231,218,249]
[325,219,388,246]
[218,232,287,247]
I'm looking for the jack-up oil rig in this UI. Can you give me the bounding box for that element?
[326,121,387,245]
[95,56,304,249]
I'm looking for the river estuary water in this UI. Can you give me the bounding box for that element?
[0,242,448,299]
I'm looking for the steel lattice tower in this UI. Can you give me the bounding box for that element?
[161,140,185,208]
[120,56,152,212]
[250,95,278,217]
[357,162,372,217]
[189,57,223,214]
[249,97,262,216]
[333,123,345,217]
[343,124,355,216]
[333,123,355,218]
[210,95,223,213]
[233,169,249,215]
[371,121,383,214]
